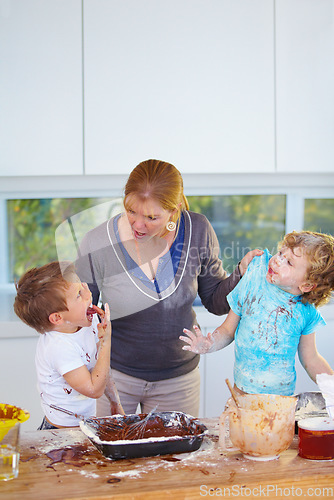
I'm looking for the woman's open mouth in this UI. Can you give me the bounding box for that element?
[133,230,146,239]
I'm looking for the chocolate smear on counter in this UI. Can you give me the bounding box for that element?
[46,444,89,468]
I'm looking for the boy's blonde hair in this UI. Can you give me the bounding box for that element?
[14,261,75,334]
[279,231,334,307]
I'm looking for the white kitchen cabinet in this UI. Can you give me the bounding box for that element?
[276,0,334,173]
[83,0,275,175]
[0,0,83,176]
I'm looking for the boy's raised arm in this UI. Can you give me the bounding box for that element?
[63,304,112,399]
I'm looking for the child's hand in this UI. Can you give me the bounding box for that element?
[239,248,264,276]
[95,303,111,344]
[179,325,214,354]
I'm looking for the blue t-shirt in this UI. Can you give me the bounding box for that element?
[227,249,326,396]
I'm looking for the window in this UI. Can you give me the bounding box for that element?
[188,195,286,273]
[304,199,334,235]
[7,198,122,282]
[7,195,287,282]
[4,193,334,284]
[0,187,334,284]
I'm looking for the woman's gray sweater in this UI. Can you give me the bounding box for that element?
[76,211,241,381]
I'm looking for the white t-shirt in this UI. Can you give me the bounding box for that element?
[35,316,100,426]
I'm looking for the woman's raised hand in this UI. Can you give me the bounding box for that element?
[238,248,263,276]
[179,325,214,354]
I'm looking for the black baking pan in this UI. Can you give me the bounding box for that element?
[79,411,207,460]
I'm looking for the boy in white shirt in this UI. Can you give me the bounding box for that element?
[14,261,123,429]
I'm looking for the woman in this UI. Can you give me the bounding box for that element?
[76,159,261,416]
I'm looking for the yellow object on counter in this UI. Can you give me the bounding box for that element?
[0,404,30,441]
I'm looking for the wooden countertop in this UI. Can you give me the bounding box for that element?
[1,418,333,500]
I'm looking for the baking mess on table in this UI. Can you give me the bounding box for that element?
[20,420,253,481]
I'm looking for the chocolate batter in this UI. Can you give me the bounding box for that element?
[92,413,204,442]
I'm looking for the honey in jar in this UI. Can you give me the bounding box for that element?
[298,416,334,460]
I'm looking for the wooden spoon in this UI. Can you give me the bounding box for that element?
[225,378,241,409]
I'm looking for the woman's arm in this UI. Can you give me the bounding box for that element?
[298,333,333,382]
[63,304,112,399]
[180,310,240,354]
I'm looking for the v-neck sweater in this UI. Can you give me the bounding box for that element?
[113,212,185,295]
[76,211,241,381]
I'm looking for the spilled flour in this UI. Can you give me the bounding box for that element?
[36,429,84,454]
[107,428,250,480]
[78,470,100,478]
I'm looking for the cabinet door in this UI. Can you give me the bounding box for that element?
[0,0,83,176]
[276,0,334,173]
[84,0,275,175]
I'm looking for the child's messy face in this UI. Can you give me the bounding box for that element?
[266,246,311,295]
[59,277,93,333]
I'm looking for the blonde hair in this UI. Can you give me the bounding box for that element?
[279,231,334,307]
[124,159,189,236]
[14,261,75,333]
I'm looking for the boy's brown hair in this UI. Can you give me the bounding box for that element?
[279,231,334,307]
[14,261,76,334]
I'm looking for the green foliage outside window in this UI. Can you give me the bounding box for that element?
[8,194,287,282]
[188,195,286,273]
[7,198,115,281]
[7,195,334,283]
[304,199,334,235]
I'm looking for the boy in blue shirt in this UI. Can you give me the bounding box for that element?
[180,231,334,396]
